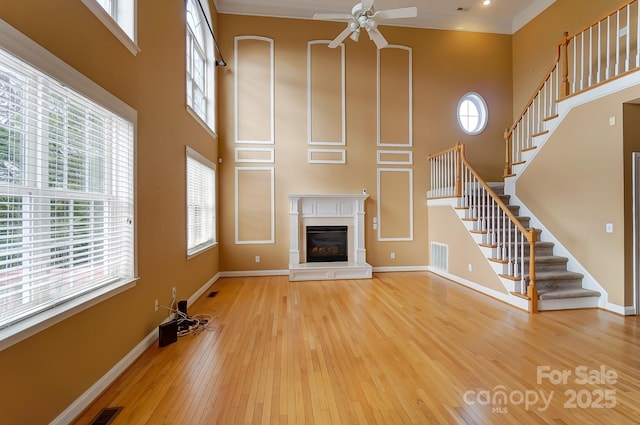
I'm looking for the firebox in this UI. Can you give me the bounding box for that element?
[306,225,348,263]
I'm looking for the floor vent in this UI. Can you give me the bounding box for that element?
[431,242,449,272]
[90,407,123,425]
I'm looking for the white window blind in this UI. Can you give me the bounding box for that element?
[0,46,135,329]
[186,147,216,256]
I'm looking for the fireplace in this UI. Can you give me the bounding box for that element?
[288,193,372,281]
[306,226,348,262]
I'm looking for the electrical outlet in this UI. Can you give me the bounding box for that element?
[154,299,159,312]
[390,252,396,259]
[468,264,473,272]
[172,287,176,299]
[255,255,261,263]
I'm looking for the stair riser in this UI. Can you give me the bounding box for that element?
[525,263,568,273]
[500,245,554,256]
[466,206,521,215]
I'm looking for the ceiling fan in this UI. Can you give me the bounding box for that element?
[313,0,418,49]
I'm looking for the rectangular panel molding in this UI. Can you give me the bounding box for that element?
[235,167,275,244]
[308,149,346,164]
[235,147,275,163]
[235,36,275,144]
[307,41,346,146]
[377,168,414,241]
[377,150,413,165]
[378,45,413,147]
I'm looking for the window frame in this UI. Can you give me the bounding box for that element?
[0,18,138,351]
[457,92,489,135]
[185,0,217,137]
[186,146,217,257]
[81,0,140,56]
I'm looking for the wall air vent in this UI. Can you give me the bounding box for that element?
[431,242,449,272]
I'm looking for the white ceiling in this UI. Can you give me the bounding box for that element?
[214,0,556,34]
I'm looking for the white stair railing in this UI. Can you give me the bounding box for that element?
[504,0,640,177]
[428,143,538,312]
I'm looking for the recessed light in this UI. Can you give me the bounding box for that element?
[482,0,491,5]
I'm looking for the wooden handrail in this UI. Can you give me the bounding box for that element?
[506,0,639,179]
[459,150,535,244]
[426,143,461,160]
[457,145,538,313]
[566,0,636,40]
[505,41,563,140]
[429,142,539,312]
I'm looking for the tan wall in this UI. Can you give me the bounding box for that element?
[512,0,623,118]
[428,206,508,294]
[517,83,640,306]
[0,1,220,423]
[623,103,640,304]
[217,15,513,271]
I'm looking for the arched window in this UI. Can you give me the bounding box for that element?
[186,0,216,134]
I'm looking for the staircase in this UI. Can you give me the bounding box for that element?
[477,183,601,311]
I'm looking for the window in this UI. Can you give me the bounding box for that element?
[0,35,135,339]
[81,0,140,56]
[457,92,488,135]
[186,147,216,256]
[186,0,216,134]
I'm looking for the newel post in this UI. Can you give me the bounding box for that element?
[455,142,463,198]
[503,129,512,177]
[527,229,538,314]
[560,31,570,97]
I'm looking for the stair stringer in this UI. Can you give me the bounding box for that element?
[502,73,640,314]
[511,70,640,178]
[503,178,609,311]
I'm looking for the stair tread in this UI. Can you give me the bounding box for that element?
[538,288,601,300]
[531,271,584,280]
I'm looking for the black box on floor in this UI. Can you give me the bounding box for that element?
[178,300,188,316]
[158,319,178,347]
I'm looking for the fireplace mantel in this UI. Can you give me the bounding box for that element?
[288,193,372,281]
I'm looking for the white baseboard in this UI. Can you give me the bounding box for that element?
[604,302,637,316]
[372,266,429,272]
[219,269,288,277]
[52,273,220,425]
[427,267,529,312]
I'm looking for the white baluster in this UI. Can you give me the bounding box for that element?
[636,0,640,67]
[588,26,593,87]
[626,4,631,72]
[597,20,602,83]
[616,10,621,76]
[607,15,611,79]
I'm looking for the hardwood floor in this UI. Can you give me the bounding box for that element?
[73,272,640,424]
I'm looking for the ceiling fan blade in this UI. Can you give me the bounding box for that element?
[361,0,375,11]
[367,27,388,49]
[375,7,418,20]
[313,13,353,21]
[329,25,354,48]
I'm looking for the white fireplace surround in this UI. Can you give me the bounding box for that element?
[288,193,372,281]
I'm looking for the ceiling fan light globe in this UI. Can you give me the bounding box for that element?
[350,29,360,42]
